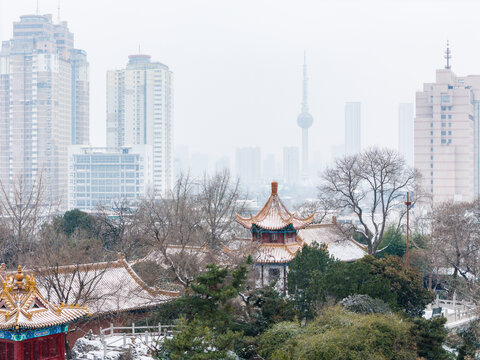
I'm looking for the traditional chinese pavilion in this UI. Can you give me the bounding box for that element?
[236,182,314,291]
[0,266,89,359]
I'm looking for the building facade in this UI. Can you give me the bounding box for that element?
[235,147,261,187]
[67,145,154,211]
[415,61,480,205]
[398,103,414,167]
[107,54,173,197]
[283,146,300,185]
[0,14,89,207]
[345,102,361,156]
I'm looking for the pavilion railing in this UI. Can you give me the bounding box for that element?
[99,322,178,357]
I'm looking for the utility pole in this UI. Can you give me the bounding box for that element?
[405,192,412,269]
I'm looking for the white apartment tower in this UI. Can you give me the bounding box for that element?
[0,14,89,206]
[398,103,414,167]
[107,54,173,197]
[415,45,480,204]
[345,102,361,156]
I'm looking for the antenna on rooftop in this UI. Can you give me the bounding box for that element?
[57,0,61,22]
[444,40,452,70]
[36,0,39,15]
[138,44,141,54]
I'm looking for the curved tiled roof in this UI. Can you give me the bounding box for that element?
[0,266,89,330]
[236,182,314,230]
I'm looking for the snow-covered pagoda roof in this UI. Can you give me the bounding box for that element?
[0,266,88,330]
[236,182,314,230]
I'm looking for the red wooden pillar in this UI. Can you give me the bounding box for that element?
[58,333,66,360]
[14,341,22,360]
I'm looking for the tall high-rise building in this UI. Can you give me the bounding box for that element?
[415,44,480,204]
[0,14,89,206]
[345,102,361,156]
[297,54,313,181]
[107,54,173,197]
[398,103,414,167]
[235,147,261,186]
[283,147,300,185]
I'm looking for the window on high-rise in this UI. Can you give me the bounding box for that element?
[448,115,452,119]
[441,94,451,103]
[441,131,446,136]
[441,139,446,144]
[441,106,446,111]
[441,115,446,119]
[430,122,434,128]
[442,123,446,127]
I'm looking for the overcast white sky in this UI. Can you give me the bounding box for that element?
[1,0,479,167]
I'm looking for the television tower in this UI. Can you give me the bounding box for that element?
[297,53,314,181]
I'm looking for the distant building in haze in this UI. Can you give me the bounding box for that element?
[415,43,480,204]
[68,145,153,211]
[235,147,261,187]
[107,54,173,197]
[190,153,209,178]
[263,154,276,183]
[345,102,361,156]
[398,103,414,167]
[283,147,300,185]
[215,156,230,173]
[0,14,89,207]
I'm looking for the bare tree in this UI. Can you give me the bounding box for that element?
[139,171,249,289]
[21,224,111,305]
[0,171,57,264]
[431,200,480,297]
[319,147,418,254]
[198,169,246,249]
[139,174,204,288]
[96,199,147,260]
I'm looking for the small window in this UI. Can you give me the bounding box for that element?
[441,115,446,119]
[430,156,433,161]
[430,172,433,176]
[430,139,433,144]
[430,122,434,128]
[442,123,446,127]
[430,131,433,136]
[448,115,452,119]
[448,131,452,135]
[430,163,434,168]
[441,106,446,111]
[449,122,452,127]
[448,139,452,144]
[441,139,446,144]
[431,180,433,184]
[430,147,434,152]
[441,131,446,136]
[441,94,450,103]
[448,106,453,110]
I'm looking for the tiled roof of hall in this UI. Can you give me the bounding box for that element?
[236,182,314,231]
[0,255,179,317]
[0,266,89,330]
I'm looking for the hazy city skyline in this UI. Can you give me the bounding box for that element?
[2,0,480,167]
